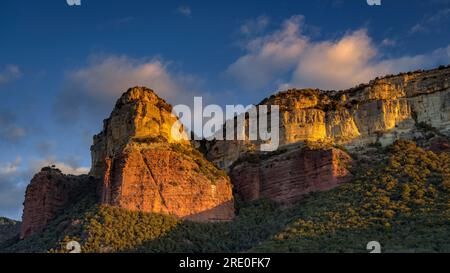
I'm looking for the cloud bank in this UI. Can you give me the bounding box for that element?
[54,55,202,124]
[226,15,308,90]
[227,15,450,91]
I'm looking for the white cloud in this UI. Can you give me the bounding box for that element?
[293,30,450,90]
[55,55,202,123]
[292,30,378,90]
[374,45,450,73]
[0,65,22,85]
[240,15,270,35]
[226,15,308,90]
[177,5,192,17]
[69,56,182,101]
[29,157,89,176]
[227,15,450,91]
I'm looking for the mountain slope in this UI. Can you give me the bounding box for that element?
[2,140,449,253]
[0,217,21,247]
[4,66,450,253]
[251,140,450,252]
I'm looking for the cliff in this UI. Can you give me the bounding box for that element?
[201,66,450,168]
[90,87,189,178]
[198,66,449,206]
[230,146,353,205]
[20,167,95,239]
[19,87,235,239]
[92,87,234,221]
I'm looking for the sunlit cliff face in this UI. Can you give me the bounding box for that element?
[202,67,450,168]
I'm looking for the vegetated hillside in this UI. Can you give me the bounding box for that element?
[2,140,449,253]
[251,140,450,252]
[0,217,21,246]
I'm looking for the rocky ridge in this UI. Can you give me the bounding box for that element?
[201,66,450,169]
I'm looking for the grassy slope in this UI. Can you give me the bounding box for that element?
[2,140,449,253]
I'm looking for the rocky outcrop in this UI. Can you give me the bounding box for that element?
[20,87,234,240]
[90,87,189,179]
[230,146,353,205]
[20,167,95,239]
[202,66,450,168]
[101,143,234,221]
[93,87,234,221]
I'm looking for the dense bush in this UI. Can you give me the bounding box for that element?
[57,206,180,253]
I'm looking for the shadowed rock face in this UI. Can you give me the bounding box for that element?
[20,168,95,239]
[230,147,353,206]
[93,87,235,222]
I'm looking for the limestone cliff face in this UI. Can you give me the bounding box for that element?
[266,67,450,147]
[202,66,450,168]
[230,146,353,205]
[201,66,449,206]
[93,87,234,221]
[20,168,95,239]
[90,87,189,179]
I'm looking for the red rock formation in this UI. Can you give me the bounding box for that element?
[101,145,234,221]
[20,167,95,239]
[93,87,235,221]
[230,147,353,206]
[20,87,235,240]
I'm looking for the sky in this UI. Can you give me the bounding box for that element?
[1,0,450,220]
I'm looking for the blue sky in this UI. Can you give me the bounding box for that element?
[1,0,450,220]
